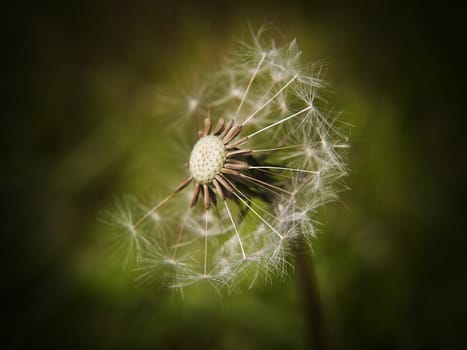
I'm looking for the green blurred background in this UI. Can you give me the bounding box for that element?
[3,1,465,349]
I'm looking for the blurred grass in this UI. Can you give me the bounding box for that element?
[3,1,465,349]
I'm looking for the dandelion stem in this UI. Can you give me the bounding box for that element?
[242,74,298,126]
[294,237,328,350]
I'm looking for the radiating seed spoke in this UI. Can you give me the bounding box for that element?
[233,53,266,120]
[134,176,193,228]
[242,74,298,127]
[224,201,246,259]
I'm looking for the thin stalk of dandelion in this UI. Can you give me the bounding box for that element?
[204,210,209,275]
[171,208,190,260]
[245,104,313,139]
[233,52,266,120]
[224,200,246,259]
[241,74,298,126]
[251,144,302,153]
[239,173,293,196]
[133,176,192,228]
[230,190,283,240]
[249,165,320,174]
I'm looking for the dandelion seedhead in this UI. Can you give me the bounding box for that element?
[104,27,348,292]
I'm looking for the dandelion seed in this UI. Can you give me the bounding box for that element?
[106,27,348,291]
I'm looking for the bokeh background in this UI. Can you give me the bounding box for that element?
[3,1,465,349]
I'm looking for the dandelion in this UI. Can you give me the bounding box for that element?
[104,27,348,291]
